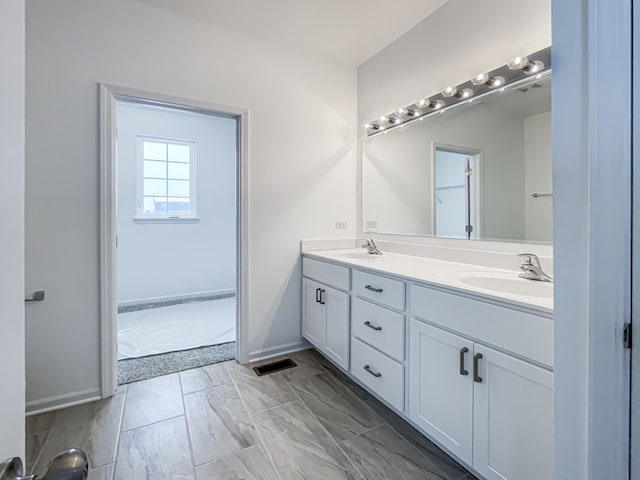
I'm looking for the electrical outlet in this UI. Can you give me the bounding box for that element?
[366,220,378,229]
[335,220,348,230]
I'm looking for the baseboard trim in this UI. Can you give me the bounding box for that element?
[118,288,236,313]
[248,340,310,364]
[26,388,102,416]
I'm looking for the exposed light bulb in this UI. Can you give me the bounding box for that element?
[396,108,406,116]
[456,88,474,99]
[432,100,445,110]
[471,73,489,85]
[379,116,387,123]
[442,86,458,97]
[524,60,544,75]
[416,98,428,108]
[488,76,505,88]
[364,123,371,129]
[508,55,530,70]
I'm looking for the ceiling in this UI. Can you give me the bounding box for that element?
[133,0,449,66]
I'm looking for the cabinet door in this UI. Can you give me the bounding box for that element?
[408,320,474,464]
[324,286,350,370]
[473,345,554,480]
[302,278,325,349]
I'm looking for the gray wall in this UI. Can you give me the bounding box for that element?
[116,102,236,304]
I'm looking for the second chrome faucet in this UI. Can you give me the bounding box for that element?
[517,253,553,282]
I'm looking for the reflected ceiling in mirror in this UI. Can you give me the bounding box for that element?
[362,71,552,244]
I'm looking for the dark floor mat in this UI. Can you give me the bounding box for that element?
[118,341,236,384]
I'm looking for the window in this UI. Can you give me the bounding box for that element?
[137,137,197,220]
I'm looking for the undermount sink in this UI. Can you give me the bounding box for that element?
[458,272,553,299]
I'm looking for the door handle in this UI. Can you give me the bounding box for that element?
[363,365,382,378]
[473,353,483,383]
[315,288,321,303]
[459,347,469,376]
[364,321,382,331]
[25,290,45,302]
[319,289,326,305]
[364,285,383,293]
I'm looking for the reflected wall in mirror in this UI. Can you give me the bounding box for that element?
[362,73,552,243]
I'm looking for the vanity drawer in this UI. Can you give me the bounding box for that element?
[302,256,350,291]
[352,269,405,311]
[352,297,405,362]
[410,284,553,368]
[351,337,404,411]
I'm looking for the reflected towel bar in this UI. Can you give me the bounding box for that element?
[531,193,552,198]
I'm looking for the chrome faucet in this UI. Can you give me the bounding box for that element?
[517,253,553,282]
[362,238,382,255]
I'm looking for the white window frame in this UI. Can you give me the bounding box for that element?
[134,135,198,223]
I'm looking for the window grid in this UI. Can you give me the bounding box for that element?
[138,138,196,218]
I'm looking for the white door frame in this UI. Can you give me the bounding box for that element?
[553,0,632,477]
[99,84,250,397]
[431,142,483,239]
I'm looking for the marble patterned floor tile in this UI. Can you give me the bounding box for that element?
[273,349,326,383]
[115,416,195,480]
[26,410,59,436]
[33,394,126,475]
[194,444,279,480]
[226,361,296,415]
[122,373,184,431]
[341,424,450,480]
[291,372,382,441]
[26,432,48,472]
[253,400,359,480]
[181,362,232,395]
[378,410,474,480]
[184,383,258,465]
[89,463,115,480]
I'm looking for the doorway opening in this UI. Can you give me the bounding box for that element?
[100,85,248,395]
[433,146,481,239]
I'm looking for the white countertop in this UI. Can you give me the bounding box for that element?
[303,248,553,315]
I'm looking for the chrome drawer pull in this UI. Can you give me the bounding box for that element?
[364,321,382,331]
[363,365,382,378]
[364,285,383,293]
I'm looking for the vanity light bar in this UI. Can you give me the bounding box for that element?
[365,46,551,137]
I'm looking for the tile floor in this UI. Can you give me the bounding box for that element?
[26,349,477,480]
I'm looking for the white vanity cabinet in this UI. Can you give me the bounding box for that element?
[408,321,474,463]
[409,320,554,480]
[409,281,554,480]
[302,258,350,369]
[300,253,554,480]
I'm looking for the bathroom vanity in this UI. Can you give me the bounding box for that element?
[301,248,553,480]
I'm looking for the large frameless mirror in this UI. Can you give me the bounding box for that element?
[362,71,552,243]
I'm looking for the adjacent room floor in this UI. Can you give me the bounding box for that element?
[118,297,236,359]
[26,349,476,480]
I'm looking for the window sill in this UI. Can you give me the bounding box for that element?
[133,216,200,224]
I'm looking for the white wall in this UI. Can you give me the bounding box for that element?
[0,0,26,460]
[524,112,552,241]
[25,0,356,409]
[116,102,236,304]
[357,0,551,245]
